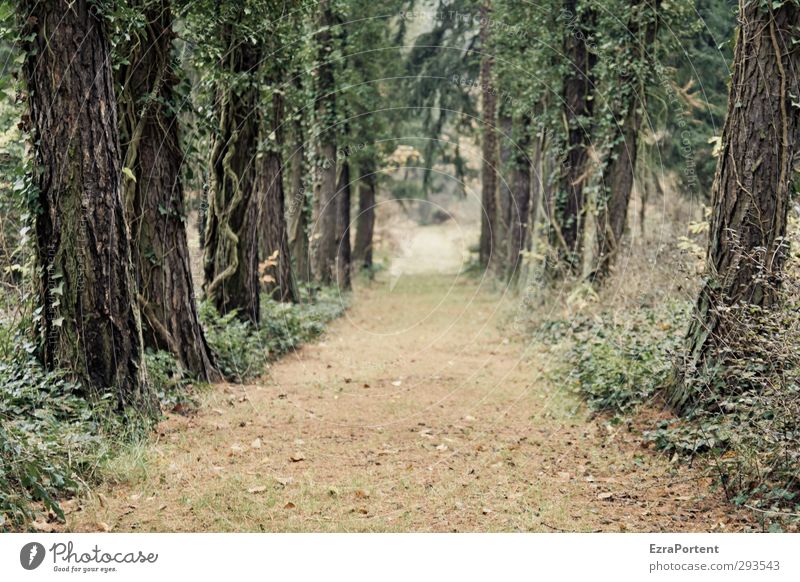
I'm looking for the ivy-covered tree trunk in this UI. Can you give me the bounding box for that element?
[336,160,352,290]
[312,0,338,285]
[494,112,513,273]
[479,0,498,269]
[118,0,219,381]
[204,27,261,323]
[549,0,596,276]
[508,114,532,282]
[288,106,311,283]
[592,0,658,282]
[19,0,153,411]
[353,157,377,272]
[258,91,299,303]
[668,2,800,413]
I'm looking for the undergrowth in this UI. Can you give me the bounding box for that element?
[535,280,800,531]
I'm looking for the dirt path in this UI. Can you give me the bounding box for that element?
[67,225,749,532]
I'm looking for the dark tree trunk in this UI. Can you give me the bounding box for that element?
[508,114,532,282]
[592,0,658,283]
[494,113,513,273]
[479,0,498,269]
[258,91,299,303]
[19,0,154,411]
[336,160,352,290]
[118,0,219,382]
[354,157,377,272]
[288,99,311,283]
[312,0,338,285]
[203,24,261,324]
[549,0,596,276]
[669,3,800,413]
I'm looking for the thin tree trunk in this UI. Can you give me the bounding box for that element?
[549,0,596,276]
[354,157,377,272]
[118,0,219,382]
[495,112,513,273]
[258,91,299,303]
[336,159,352,289]
[479,0,498,269]
[592,0,658,282]
[508,114,532,282]
[203,23,261,323]
[312,0,338,285]
[668,2,800,413]
[288,96,311,283]
[19,0,153,411]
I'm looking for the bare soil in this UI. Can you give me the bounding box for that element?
[64,220,751,532]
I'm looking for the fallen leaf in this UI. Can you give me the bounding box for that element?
[391,380,402,387]
[284,502,296,510]
[354,489,370,499]
[290,452,305,462]
[248,486,267,494]
[97,522,112,532]
[482,507,492,515]
[250,438,262,449]
[597,492,614,501]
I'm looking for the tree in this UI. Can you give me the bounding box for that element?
[668,1,800,413]
[257,90,300,303]
[591,0,660,282]
[117,0,219,381]
[479,0,498,270]
[18,0,154,411]
[548,0,596,276]
[311,0,339,285]
[507,113,533,281]
[202,8,262,323]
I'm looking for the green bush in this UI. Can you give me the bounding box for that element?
[0,357,120,530]
[199,287,347,383]
[551,301,689,414]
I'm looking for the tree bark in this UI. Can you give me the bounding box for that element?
[118,0,219,382]
[494,113,513,273]
[549,0,596,276]
[592,0,658,283]
[19,0,154,411]
[287,94,311,283]
[508,114,532,282]
[669,2,800,413]
[353,157,377,272]
[312,0,338,285]
[203,23,261,324]
[479,0,498,269]
[336,159,352,289]
[258,91,299,303]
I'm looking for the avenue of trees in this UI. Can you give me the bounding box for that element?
[2,0,800,525]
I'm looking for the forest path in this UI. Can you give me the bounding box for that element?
[67,225,745,532]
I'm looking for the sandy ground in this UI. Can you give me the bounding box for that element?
[64,220,751,532]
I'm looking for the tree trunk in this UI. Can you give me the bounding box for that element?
[549,0,596,276]
[479,0,498,269]
[312,0,338,285]
[668,2,800,413]
[288,101,311,283]
[258,91,299,303]
[494,113,513,273]
[354,157,377,272]
[508,114,532,282]
[592,0,658,282]
[118,0,219,382]
[203,20,261,324]
[336,160,352,290]
[19,0,153,411]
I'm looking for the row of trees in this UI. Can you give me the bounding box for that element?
[470,0,800,410]
[15,0,398,414]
